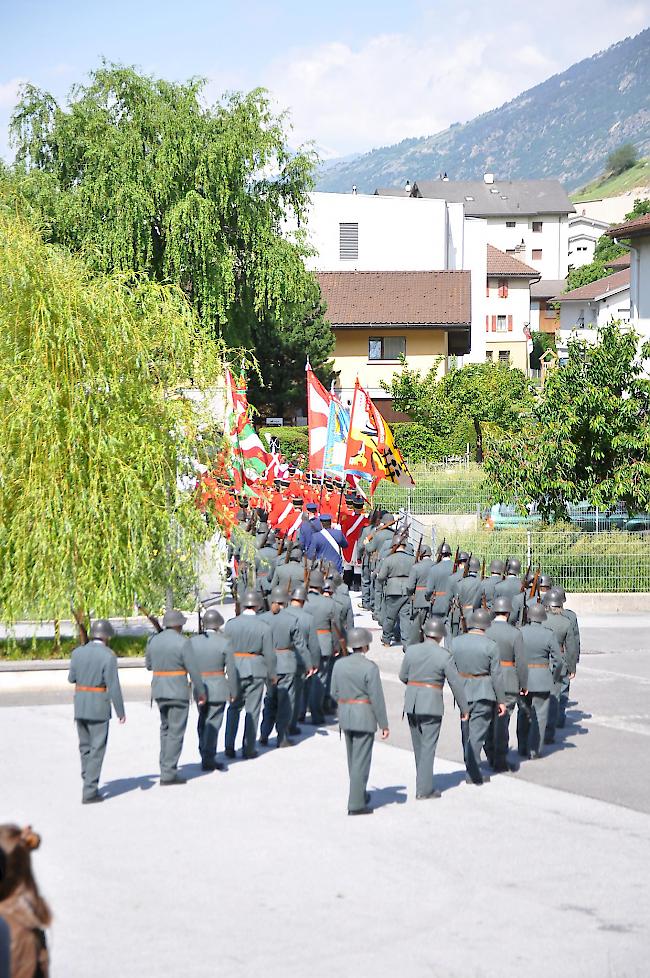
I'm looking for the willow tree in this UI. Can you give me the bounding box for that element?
[9,64,334,401]
[0,208,224,623]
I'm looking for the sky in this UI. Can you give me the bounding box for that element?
[1,0,649,163]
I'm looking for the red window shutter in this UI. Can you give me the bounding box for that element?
[503,281,508,298]
[486,282,490,298]
[491,316,497,332]
[507,315,513,332]
[485,314,489,333]
[498,279,508,298]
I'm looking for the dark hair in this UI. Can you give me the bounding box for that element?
[0,825,51,925]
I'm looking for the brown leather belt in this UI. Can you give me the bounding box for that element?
[76,685,106,692]
[409,681,443,689]
[338,697,370,704]
[274,648,291,653]
[459,672,488,679]
[434,591,447,596]
[317,629,330,635]
[415,586,427,590]
[528,663,549,669]
[201,670,225,676]
[500,660,515,667]
[234,652,258,658]
[153,670,186,677]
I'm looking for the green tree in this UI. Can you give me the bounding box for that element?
[625,198,650,219]
[484,323,650,519]
[0,207,223,624]
[606,142,638,176]
[9,63,333,404]
[566,199,650,292]
[384,359,533,463]
[530,331,556,371]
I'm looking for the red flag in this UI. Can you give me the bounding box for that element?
[306,365,331,473]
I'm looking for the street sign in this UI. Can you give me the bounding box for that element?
[266,417,284,426]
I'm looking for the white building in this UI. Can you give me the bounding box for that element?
[485,245,540,372]
[568,213,611,269]
[606,213,650,346]
[552,269,630,356]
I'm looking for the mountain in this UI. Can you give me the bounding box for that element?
[316,29,650,194]
[572,156,650,201]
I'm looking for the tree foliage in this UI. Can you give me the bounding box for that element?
[606,142,638,176]
[0,207,224,623]
[566,197,650,291]
[383,359,533,463]
[9,63,333,404]
[484,323,650,519]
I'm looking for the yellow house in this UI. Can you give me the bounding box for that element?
[316,270,471,421]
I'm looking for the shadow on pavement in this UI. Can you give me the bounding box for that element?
[102,774,159,798]
[369,784,408,808]
[434,769,469,793]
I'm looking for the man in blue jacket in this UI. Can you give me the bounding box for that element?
[308,513,348,573]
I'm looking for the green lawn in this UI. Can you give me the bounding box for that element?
[572,159,650,202]
[0,635,148,661]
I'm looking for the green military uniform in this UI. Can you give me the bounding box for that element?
[485,614,526,769]
[451,560,484,628]
[331,629,389,814]
[399,629,469,798]
[255,540,278,605]
[304,581,340,722]
[555,589,580,727]
[405,553,434,646]
[451,613,506,785]
[365,524,395,621]
[377,546,415,648]
[357,522,375,610]
[517,609,563,758]
[425,557,455,619]
[191,616,238,770]
[542,597,572,743]
[270,550,306,593]
[478,561,505,609]
[259,602,308,747]
[285,590,321,730]
[494,566,523,602]
[146,617,206,784]
[68,630,125,802]
[224,600,276,758]
[331,580,355,634]
[446,555,469,635]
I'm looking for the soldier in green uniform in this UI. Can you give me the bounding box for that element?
[451,608,506,785]
[259,587,308,748]
[191,608,238,771]
[399,618,469,799]
[509,570,544,626]
[451,555,484,624]
[365,517,395,622]
[447,552,470,636]
[494,558,522,601]
[270,544,306,593]
[330,627,389,815]
[145,609,206,786]
[485,596,526,771]
[425,542,454,623]
[357,518,376,610]
[304,570,340,723]
[478,559,506,609]
[376,536,415,649]
[517,603,563,758]
[328,571,355,634]
[542,589,575,743]
[255,529,278,607]
[224,590,276,759]
[552,585,581,727]
[405,545,433,646]
[68,619,126,804]
[285,584,320,732]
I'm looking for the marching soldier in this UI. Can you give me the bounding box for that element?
[494,557,522,600]
[304,570,340,723]
[509,569,541,626]
[364,515,396,621]
[553,585,581,727]
[68,619,125,804]
[541,588,574,743]
[224,590,276,759]
[399,618,469,799]
[405,544,433,646]
[259,587,308,748]
[285,584,320,732]
[485,597,526,771]
[270,544,305,593]
[330,627,389,815]
[376,535,415,649]
[328,572,355,634]
[191,608,238,771]
[451,555,483,624]
[425,542,454,622]
[146,609,206,786]
[447,552,470,636]
[479,559,506,608]
[255,529,278,607]
[451,608,506,785]
[357,516,376,610]
[517,603,562,758]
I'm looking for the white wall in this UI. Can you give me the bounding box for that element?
[568,215,610,269]
[557,287,630,354]
[575,193,649,225]
[463,218,488,364]
[629,238,650,346]
[484,214,568,280]
[295,191,448,271]
[485,279,532,342]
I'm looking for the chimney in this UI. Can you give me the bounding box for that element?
[442,172,449,181]
[352,185,357,195]
[404,179,411,194]
[483,173,494,184]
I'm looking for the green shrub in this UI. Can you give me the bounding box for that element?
[393,420,475,463]
[0,635,148,661]
[258,426,309,464]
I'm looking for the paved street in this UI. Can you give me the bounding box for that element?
[2,607,650,977]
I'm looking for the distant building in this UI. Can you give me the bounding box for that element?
[552,269,630,357]
[484,245,540,372]
[568,213,611,268]
[606,213,650,345]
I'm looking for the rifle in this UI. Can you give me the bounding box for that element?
[277,533,286,559]
[529,565,541,599]
[452,546,460,574]
[71,607,89,645]
[415,534,423,562]
[303,555,309,588]
[520,563,532,592]
[137,603,163,633]
[480,557,486,580]
[463,551,473,579]
[365,517,399,543]
[435,537,446,563]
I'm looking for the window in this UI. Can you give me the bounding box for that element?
[339,222,358,260]
[496,315,507,332]
[532,249,543,260]
[506,221,516,228]
[532,221,543,233]
[368,336,406,361]
[498,279,508,298]
[498,350,511,364]
[485,350,494,361]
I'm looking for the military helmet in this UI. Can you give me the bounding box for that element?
[89,618,115,640]
[162,608,187,628]
[543,588,564,609]
[506,557,521,575]
[291,584,308,602]
[330,572,343,587]
[202,608,224,630]
[468,556,481,574]
[468,608,492,630]
[438,542,452,557]
[241,589,262,610]
[420,545,432,558]
[422,618,446,640]
[489,559,505,575]
[323,581,334,594]
[270,586,289,605]
[346,626,372,649]
[524,569,535,585]
[539,574,554,589]
[457,551,470,563]
[309,570,325,589]
[492,596,512,615]
[553,585,567,602]
[527,602,547,623]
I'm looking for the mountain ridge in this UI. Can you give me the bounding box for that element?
[316,29,650,194]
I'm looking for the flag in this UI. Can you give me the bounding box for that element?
[344,379,415,489]
[306,365,331,473]
[224,368,274,487]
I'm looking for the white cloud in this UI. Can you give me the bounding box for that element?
[0,77,25,110]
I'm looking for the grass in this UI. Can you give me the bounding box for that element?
[0,635,148,662]
[571,158,650,202]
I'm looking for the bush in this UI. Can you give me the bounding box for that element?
[393,420,476,464]
[606,142,638,176]
[258,426,309,465]
[0,635,148,661]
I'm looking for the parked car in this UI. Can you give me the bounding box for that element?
[484,503,542,530]
[565,502,650,532]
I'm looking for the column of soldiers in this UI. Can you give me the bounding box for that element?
[67,507,580,815]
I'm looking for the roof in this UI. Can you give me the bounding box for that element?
[605,253,631,270]
[605,214,650,239]
[487,244,540,279]
[316,270,471,327]
[530,278,567,299]
[410,179,575,217]
[374,187,410,197]
[552,269,630,303]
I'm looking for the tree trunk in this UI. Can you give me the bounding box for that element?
[474,419,483,463]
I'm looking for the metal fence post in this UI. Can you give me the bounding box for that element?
[527,530,532,569]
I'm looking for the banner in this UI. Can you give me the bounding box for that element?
[224,368,274,488]
[343,379,415,489]
[306,365,331,473]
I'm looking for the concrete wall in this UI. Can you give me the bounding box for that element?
[575,192,650,224]
[485,214,569,280]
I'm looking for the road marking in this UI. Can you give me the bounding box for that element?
[579,666,650,684]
